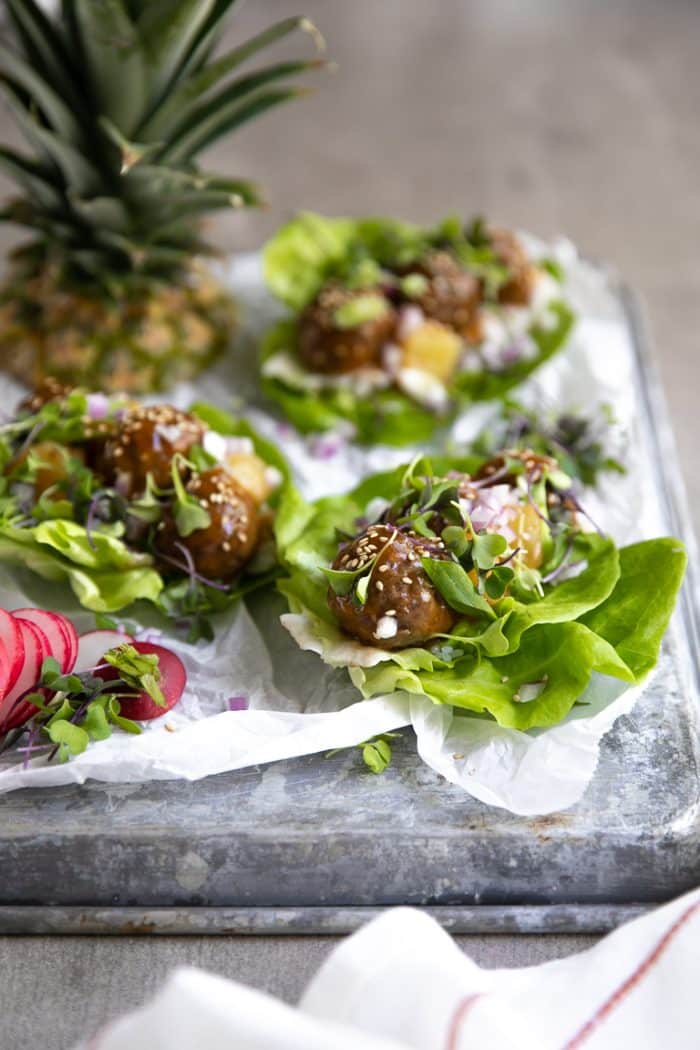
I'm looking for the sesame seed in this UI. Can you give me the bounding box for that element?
[376,581,384,591]
[402,576,412,584]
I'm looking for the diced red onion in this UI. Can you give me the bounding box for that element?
[86,393,109,419]
[397,304,425,341]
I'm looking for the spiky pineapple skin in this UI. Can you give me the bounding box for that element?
[0,262,236,394]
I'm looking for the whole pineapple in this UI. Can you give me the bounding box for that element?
[0,1,323,392]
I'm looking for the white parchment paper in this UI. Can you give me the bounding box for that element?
[0,244,674,812]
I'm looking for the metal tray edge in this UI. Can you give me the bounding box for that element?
[0,903,652,936]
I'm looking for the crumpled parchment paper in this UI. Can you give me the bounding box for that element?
[0,242,677,812]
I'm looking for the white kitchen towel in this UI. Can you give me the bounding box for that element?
[77,887,700,1049]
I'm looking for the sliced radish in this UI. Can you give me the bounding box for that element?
[1,689,49,733]
[0,610,24,700]
[12,609,77,674]
[74,629,133,674]
[94,641,186,721]
[0,619,50,730]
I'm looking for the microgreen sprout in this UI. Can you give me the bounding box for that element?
[6,644,170,765]
[327,732,402,774]
[170,453,211,537]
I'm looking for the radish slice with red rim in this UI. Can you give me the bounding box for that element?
[74,629,133,674]
[0,609,24,701]
[94,641,186,721]
[0,619,50,729]
[12,609,76,674]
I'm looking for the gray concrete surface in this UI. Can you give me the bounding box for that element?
[0,932,598,1048]
[0,1,697,1047]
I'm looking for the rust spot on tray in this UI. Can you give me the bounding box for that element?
[527,812,574,843]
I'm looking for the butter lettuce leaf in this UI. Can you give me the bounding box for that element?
[0,521,163,612]
[262,212,358,311]
[452,300,576,403]
[275,465,686,730]
[579,538,687,680]
[261,212,576,443]
[0,403,287,618]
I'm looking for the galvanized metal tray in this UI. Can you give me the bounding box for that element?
[0,284,698,935]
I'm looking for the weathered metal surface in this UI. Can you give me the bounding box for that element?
[0,904,651,936]
[0,285,697,933]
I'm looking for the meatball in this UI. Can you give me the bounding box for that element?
[488,227,536,306]
[99,405,205,498]
[472,448,557,487]
[19,377,74,415]
[298,284,396,374]
[327,523,457,649]
[399,250,481,339]
[155,467,261,582]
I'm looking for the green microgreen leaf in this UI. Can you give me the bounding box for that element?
[472,532,508,571]
[127,472,164,524]
[333,292,390,329]
[399,273,429,298]
[362,736,393,773]
[106,697,142,734]
[355,571,371,605]
[47,720,89,761]
[103,643,165,708]
[40,656,61,684]
[410,512,437,538]
[187,444,218,471]
[171,454,211,537]
[441,525,470,557]
[421,557,496,619]
[322,559,375,596]
[82,701,112,741]
[518,565,545,597]
[485,564,515,599]
[540,257,565,282]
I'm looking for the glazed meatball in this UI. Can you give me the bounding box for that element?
[487,227,536,306]
[99,405,205,498]
[19,377,74,414]
[472,449,557,487]
[156,467,261,582]
[328,523,458,649]
[399,250,481,339]
[298,284,396,374]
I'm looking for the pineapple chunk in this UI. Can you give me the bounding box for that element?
[507,502,544,568]
[225,452,274,504]
[401,320,462,381]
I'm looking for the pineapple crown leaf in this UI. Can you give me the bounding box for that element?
[0,0,324,284]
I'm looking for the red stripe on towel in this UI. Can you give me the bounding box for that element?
[445,993,484,1050]
[561,898,700,1049]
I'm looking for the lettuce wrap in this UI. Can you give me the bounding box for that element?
[274,455,686,730]
[0,391,289,636]
[261,212,576,445]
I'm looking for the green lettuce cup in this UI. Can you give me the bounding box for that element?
[0,387,289,638]
[261,212,576,445]
[275,451,686,731]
